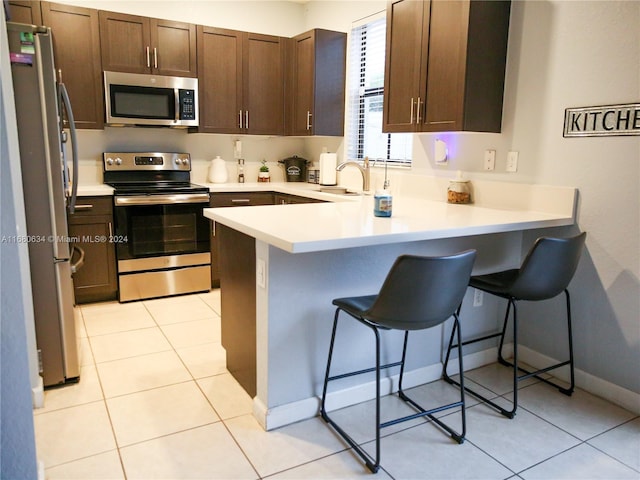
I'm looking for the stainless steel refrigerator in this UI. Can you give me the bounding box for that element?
[7,22,80,387]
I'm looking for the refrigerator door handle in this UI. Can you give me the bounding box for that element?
[58,82,78,214]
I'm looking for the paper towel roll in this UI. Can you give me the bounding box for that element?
[319,153,337,186]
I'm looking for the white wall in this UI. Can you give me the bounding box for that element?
[508,0,639,395]
[1,11,39,479]
[54,0,640,396]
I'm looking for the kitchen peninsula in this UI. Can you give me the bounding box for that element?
[204,179,577,430]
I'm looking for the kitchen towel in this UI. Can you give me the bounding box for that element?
[319,153,337,185]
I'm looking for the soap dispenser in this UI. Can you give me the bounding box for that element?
[208,156,228,183]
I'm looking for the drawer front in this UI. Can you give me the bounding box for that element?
[72,196,113,216]
[210,192,274,207]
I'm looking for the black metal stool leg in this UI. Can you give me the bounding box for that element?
[443,300,517,419]
[561,289,575,395]
[320,308,381,473]
[397,331,410,399]
[396,320,466,444]
[320,308,341,422]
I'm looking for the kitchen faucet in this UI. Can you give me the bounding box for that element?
[336,157,370,192]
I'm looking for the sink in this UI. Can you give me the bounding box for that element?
[318,186,360,196]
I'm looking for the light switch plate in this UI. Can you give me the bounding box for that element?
[507,151,519,172]
[256,259,266,288]
[484,150,496,171]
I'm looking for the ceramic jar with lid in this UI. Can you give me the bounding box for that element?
[208,156,228,183]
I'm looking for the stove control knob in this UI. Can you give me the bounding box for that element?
[182,158,190,166]
[106,157,114,166]
[174,158,182,165]
[115,157,123,166]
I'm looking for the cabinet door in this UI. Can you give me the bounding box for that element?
[42,2,104,129]
[7,0,42,24]
[99,11,151,74]
[244,33,284,135]
[150,18,197,77]
[289,31,315,136]
[68,198,117,303]
[209,192,274,287]
[421,0,469,132]
[383,0,429,133]
[197,26,243,134]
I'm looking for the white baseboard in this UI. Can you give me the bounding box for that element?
[519,346,640,415]
[253,342,639,430]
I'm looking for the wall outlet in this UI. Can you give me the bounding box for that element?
[473,288,483,307]
[484,150,496,171]
[506,151,519,172]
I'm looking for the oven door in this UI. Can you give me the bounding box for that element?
[113,193,211,301]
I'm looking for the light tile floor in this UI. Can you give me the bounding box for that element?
[34,291,640,479]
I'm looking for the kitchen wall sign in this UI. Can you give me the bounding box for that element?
[564,103,640,137]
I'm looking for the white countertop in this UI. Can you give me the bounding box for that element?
[204,182,577,253]
[77,184,114,196]
[77,179,577,253]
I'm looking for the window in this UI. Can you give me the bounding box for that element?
[346,15,412,166]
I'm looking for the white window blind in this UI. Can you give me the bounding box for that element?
[346,16,412,166]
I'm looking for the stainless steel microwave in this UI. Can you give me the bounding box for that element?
[104,71,198,128]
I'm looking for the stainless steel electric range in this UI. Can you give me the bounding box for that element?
[104,152,211,302]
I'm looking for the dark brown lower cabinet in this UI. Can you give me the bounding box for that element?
[218,224,257,397]
[68,197,117,304]
[209,192,275,287]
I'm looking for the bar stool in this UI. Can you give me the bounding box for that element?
[443,232,586,419]
[320,250,476,473]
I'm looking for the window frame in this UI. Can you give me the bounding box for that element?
[346,13,412,167]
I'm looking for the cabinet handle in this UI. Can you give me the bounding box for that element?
[239,110,243,129]
[74,204,93,211]
[146,46,150,68]
[306,111,312,130]
[416,97,422,124]
[245,110,249,130]
[410,98,415,124]
[231,199,251,204]
[108,221,113,238]
[153,47,158,69]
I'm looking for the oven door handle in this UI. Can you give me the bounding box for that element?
[114,193,210,206]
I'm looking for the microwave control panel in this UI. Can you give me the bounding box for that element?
[179,90,196,121]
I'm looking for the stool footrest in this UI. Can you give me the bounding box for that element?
[326,360,403,383]
[500,358,574,394]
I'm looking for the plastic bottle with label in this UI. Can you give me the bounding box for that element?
[374,190,392,217]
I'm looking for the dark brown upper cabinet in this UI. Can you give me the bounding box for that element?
[383,0,510,133]
[42,2,104,129]
[7,0,42,24]
[286,29,346,137]
[196,27,285,135]
[99,11,197,77]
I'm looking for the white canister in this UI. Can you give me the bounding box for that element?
[208,156,228,183]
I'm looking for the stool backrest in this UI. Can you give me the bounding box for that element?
[365,250,476,330]
[510,232,586,300]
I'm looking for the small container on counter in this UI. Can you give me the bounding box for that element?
[307,169,320,184]
[374,190,393,217]
[447,172,471,204]
[237,158,245,183]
